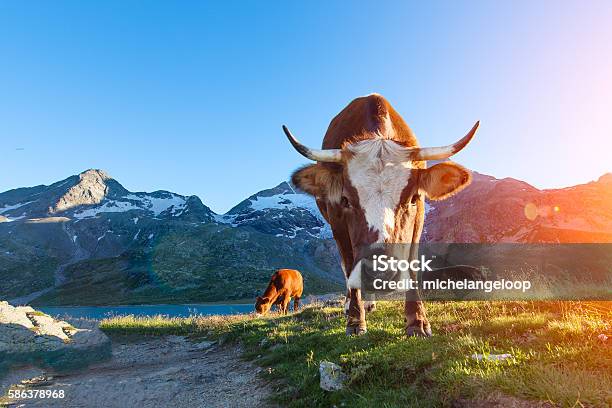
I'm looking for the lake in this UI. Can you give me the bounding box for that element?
[39,303,254,319]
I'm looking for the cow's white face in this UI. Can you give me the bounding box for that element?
[345,139,420,244]
[341,139,425,288]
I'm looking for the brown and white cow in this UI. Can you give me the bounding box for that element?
[283,94,478,336]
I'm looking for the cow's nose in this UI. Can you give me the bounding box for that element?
[356,242,391,262]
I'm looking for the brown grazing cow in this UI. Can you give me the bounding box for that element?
[283,93,478,336]
[255,269,303,315]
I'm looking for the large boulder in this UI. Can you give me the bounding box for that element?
[0,301,111,376]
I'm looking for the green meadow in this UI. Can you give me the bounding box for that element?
[100,301,611,407]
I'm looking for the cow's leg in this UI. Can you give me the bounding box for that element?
[280,295,291,315]
[274,294,284,313]
[345,292,376,314]
[344,289,351,315]
[293,296,300,312]
[346,288,367,336]
[405,299,432,337]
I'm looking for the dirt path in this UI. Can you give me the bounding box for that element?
[4,336,275,408]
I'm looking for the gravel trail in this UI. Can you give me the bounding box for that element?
[3,335,274,408]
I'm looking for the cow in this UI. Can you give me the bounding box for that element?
[255,269,304,315]
[283,94,478,336]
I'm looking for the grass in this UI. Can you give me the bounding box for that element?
[100,301,611,407]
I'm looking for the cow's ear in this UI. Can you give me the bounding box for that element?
[292,164,342,202]
[420,162,471,201]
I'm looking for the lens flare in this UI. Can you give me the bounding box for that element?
[524,203,538,220]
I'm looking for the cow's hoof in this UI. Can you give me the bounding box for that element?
[346,326,367,336]
[406,325,432,337]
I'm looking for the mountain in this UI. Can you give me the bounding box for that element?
[220,181,332,239]
[1,169,610,305]
[423,172,612,243]
[0,170,343,305]
[0,169,216,223]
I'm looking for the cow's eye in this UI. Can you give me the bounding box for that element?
[410,194,420,205]
[341,196,351,209]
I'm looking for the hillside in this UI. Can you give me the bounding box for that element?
[0,168,610,305]
[423,172,612,243]
[0,170,343,305]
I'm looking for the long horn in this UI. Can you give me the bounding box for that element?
[408,121,479,161]
[282,125,342,163]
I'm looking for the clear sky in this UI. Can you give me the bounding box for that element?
[1,1,611,213]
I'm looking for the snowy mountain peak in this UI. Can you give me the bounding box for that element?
[0,169,215,223]
[51,169,113,213]
[221,181,331,239]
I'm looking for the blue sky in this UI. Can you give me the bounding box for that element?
[1,1,611,213]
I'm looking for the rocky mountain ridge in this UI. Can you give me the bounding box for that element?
[0,169,216,224]
[423,172,612,243]
[1,168,610,305]
[0,170,343,305]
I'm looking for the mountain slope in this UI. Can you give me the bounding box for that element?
[220,181,332,239]
[0,170,343,305]
[1,168,610,305]
[0,169,216,223]
[423,172,612,243]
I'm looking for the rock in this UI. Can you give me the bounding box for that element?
[0,301,111,380]
[319,361,346,391]
[0,366,46,395]
[304,294,346,307]
[471,353,512,361]
[51,169,111,213]
[192,340,215,350]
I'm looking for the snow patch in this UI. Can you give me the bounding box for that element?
[0,201,35,214]
[248,193,318,212]
[73,193,186,219]
[125,194,186,216]
[224,191,332,239]
[213,214,230,224]
[74,200,141,219]
[424,201,434,215]
[5,215,26,222]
